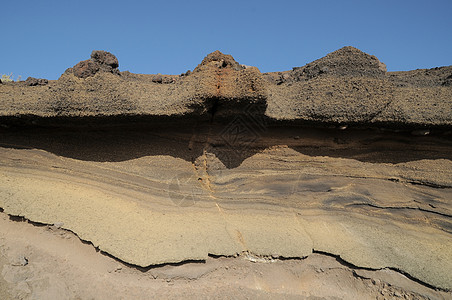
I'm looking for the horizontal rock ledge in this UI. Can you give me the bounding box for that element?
[0,47,450,128]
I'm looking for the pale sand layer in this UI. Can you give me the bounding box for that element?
[3,212,451,299]
[1,147,451,289]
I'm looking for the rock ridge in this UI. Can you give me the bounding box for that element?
[0,47,451,127]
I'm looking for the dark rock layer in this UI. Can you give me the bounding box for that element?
[0,47,451,128]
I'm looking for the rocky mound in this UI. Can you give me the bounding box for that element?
[193,50,244,72]
[64,50,120,79]
[288,46,387,82]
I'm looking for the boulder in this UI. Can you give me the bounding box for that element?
[91,50,119,69]
[25,77,49,86]
[67,50,120,79]
[151,74,163,83]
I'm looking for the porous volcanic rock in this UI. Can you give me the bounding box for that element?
[25,77,49,86]
[193,50,244,72]
[0,47,451,127]
[91,50,119,70]
[189,50,267,119]
[66,50,120,79]
[288,46,387,82]
[388,66,452,87]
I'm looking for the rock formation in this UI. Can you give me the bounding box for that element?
[65,50,120,79]
[0,47,451,298]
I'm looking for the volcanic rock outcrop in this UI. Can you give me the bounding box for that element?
[289,46,387,81]
[0,47,451,298]
[0,47,451,127]
[65,50,120,79]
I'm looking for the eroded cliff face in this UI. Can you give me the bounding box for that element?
[0,48,451,298]
[1,47,451,126]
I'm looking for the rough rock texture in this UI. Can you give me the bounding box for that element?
[25,77,48,86]
[193,50,244,72]
[91,50,119,69]
[0,126,451,291]
[2,216,450,299]
[0,47,452,298]
[0,47,451,127]
[65,50,120,79]
[288,46,387,82]
[1,144,452,289]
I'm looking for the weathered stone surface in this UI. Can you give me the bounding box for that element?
[71,59,100,78]
[0,143,451,289]
[0,47,450,127]
[288,46,387,82]
[0,125,451,290]
[91,50,119,69]
[193,50,244,72]
[25,77,48,86]
[1,219,449,299]
[0,48,451,295]
[67,50,120,79]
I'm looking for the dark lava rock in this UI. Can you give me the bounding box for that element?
[180,70,191,77]
[263,72,288,85]
[71,60,100,78]
[388,66,452,88]
[443,73,452,86]
[67,50,120,79]
[91,50,119,69]
[289,46,387,82]
[152,74,163,83]
[162,76,175,84]
[194,50,244,72]
[151,74,175,84]
[25,77,49,86]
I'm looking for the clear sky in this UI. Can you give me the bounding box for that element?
[1,0,451,80]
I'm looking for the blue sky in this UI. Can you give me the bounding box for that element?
[1,0,451,80]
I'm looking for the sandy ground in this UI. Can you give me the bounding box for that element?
[1,212,451,300]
